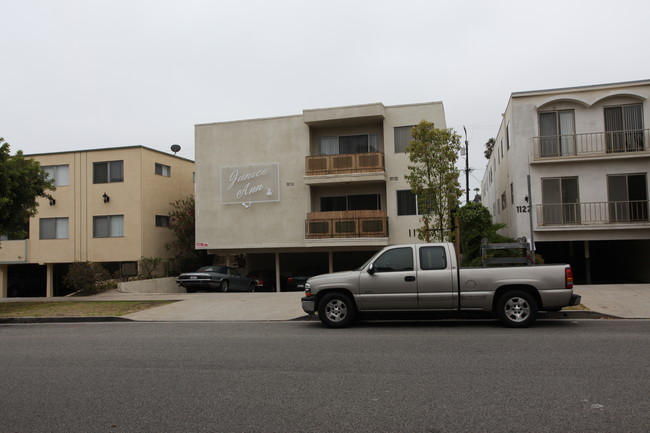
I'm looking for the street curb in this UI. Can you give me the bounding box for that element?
[0,311,624,324]
[0,316,134,324]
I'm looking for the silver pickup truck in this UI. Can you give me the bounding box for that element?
[301,243,581,328]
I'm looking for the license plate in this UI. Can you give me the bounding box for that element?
[297,284,304,288]
[190,276,197,280]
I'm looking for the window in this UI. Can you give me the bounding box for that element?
[607,173,648,222]
[501,191,507,210]
[42,165,69,186]
[506,124,510,150]
[155,215,170,227]
[539,110,576,157]
[155,163,171,177]
[397,190,418,215]
[604,104,644,153]
[39,218,68,239]
[319,134,378,155]
[93,161,124,183]
[541,177,580,224]
[419,246,447,270]
[373,247,413,272]
[320,194,380,212]
[93,215,124,238]
[394,126,415,153]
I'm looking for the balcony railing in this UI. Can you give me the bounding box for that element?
[306,210,388,239]
[533,129,650,159]
[536,201,649,226]
[305,152,384,176]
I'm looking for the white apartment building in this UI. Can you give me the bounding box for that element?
[194,102,446,289]
[482,80,650,283]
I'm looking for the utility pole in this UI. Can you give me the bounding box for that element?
[463,126,470,204]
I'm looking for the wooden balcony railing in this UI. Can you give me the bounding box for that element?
[305,152,384,176]
[536,201,649,226]
[306,210,388,239]
[533,129,650,159]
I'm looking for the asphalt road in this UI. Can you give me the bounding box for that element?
[1,320,649,433]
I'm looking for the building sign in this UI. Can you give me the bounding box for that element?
[220,163,280,205]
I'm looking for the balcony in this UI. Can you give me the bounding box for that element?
[305,152,384,176]
[306,210,388,239]
[536,201,649,226]
[533,129,650,160]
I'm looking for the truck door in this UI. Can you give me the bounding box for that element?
[416,245,454,310]
[358,246,418,310]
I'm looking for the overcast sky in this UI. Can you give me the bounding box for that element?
[2,0,649,197]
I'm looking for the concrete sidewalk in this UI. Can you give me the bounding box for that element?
[112,284,650,321]
[1,284,649,322]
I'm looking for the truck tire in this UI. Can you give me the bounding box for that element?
[318,292,356,328]
[496,290,538,328]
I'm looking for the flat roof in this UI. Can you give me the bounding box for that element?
[512,79,650,98]
[26,145,194,163]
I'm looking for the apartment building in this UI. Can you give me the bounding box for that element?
[482,80,650,283]
[0,146,195,297]
[194,102,446,289]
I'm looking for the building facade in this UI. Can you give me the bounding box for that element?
[195,102,446,289]
[0,146,195,297]
[482,80,650,283]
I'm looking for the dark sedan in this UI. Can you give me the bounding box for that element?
[284,267,327,291]
[177,266,258,293]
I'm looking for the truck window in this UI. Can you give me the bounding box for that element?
[419,246,447,270]
[373,247,413,272]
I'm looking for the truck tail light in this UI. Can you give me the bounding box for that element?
[565,268,574,290]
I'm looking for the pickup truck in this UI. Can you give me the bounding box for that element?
[301,243,580,328]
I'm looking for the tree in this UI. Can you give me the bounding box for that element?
[166,195,209,272]
[405,121,462,242]
[167,195,197,255]
[484,137,496,159]
[458,202,494,265]
[0,138,55,239]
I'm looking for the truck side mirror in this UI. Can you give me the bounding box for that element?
[367,263,375,275]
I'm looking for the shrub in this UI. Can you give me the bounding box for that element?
[63,262,112,296]
[139,256,161,279]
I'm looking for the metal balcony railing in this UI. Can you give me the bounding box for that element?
[305,152,384,176]
[536,201,649,226]
[306,210,388,239]
[533,129,650,159]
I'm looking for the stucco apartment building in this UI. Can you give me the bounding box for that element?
[194,102,446,289]
[0,146,195,297]
[482,80,650,283]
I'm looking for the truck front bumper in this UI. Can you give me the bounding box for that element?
[301,295,316,315]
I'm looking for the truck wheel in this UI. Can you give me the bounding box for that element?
[318,292,356,328]
[221,281,229,292]
[497,290,538,328]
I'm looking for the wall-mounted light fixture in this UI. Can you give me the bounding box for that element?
[49,198,56,206]
[103,193,110,203]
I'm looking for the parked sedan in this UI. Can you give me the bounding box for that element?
[177,266,258,293]
[284,267,327,291]
[246,269,282,292]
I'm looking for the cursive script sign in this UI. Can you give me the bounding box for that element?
[220,163,280,204]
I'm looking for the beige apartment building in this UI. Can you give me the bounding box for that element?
[482,80,650,283]
[0,146,195,297]
[195,102,446,289]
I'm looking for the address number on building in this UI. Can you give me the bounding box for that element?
[516,206,530,213]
